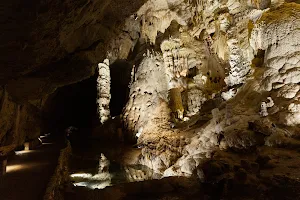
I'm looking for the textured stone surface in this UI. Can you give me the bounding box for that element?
[0,0,147,84]
[120,2,300,177]
[2,1,300,192]
[0,87,41,154]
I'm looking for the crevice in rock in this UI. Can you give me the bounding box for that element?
[42,75,98,136]
[109,60,132,117]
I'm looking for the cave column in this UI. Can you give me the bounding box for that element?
[161,41,187,120]
[97,59,111,124]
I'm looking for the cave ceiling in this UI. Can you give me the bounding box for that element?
[1,0,146,101]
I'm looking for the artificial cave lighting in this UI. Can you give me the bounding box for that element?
[15,150,32,156]
[6,163,46,173]
[6,164,26,173]
[135,127,143,138]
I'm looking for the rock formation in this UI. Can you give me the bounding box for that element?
[97,59,111,124]
[2,0,300,198]
[121,0,300,180]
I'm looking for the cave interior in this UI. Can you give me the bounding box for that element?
[1,1,300,200]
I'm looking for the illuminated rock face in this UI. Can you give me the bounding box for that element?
[120,1,300,178]
[1,0,300,190]
[123,53,169,140]
[250,3,300,126]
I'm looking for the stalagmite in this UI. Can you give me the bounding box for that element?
[260,97,274,117]
[97,59,111,124]
[98,153,110,174]
[260,102,268,117]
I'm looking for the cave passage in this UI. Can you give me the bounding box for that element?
[43,76,98,135]
[109,60,132,117]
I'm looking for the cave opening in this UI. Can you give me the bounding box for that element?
[43,76,98,136]
[109,60,132,117]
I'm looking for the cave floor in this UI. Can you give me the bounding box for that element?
[0,135,65,200]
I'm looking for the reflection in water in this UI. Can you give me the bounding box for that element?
[70,156,158,190]
[15,150,33,156]
[73,181,111,189]
[70,153,112,189]
[70,173,92,179]
[70,172,112,189]
[69,141,158,190]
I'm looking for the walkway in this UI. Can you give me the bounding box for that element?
[0,135,65,200]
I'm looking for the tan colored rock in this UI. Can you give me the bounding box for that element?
[277,84,300,99]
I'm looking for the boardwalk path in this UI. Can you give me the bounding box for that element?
[0,135,65,200]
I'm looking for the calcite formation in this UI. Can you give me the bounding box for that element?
[121,1,300,179]
[2,1,300,196]
[97,59,111,124]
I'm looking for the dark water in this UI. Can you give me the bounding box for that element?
[69,138,155,189]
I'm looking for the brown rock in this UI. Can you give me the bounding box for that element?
[250,162,260,174]
[256,155,271,168]
[234,168,248,183]
[240,159,251,171]
[248,118,275,136]
[0,157,7,176]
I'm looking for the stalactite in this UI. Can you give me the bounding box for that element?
[169,88,184,120]
[97,59,111,124]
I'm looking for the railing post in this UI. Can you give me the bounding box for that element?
[0,157,7,176]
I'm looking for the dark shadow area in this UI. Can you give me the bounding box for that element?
[110,60,132,117]
[43,76,98,136]
[0,135,65,200]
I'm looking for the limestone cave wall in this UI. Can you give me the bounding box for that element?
[119,0,300,177]
[2,0,300,188]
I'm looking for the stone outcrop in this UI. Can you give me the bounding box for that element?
[120,1,300,179]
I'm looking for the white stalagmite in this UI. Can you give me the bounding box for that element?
[97,59,111,124]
